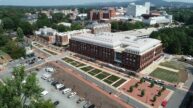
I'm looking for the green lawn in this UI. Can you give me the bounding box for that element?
[89,69,102,75]
[150,68,179,83]
[43,49,57,55]
[80,66,94,72]
[106,75,120,82]
[104,79,114,84]
[62,58,74,63]
[95,72,110,80]
[112,79,127,87]
[76,63,85,67]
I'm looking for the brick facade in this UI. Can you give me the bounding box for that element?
[69,39,163,72]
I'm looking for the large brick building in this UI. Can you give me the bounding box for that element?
[69,33,162,72]
[88,8,116,21]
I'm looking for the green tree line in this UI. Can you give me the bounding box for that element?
[150,27,193,55]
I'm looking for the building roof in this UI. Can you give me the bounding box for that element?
[71,32,161,55]
[86,22,111,29]
[56,29,91,38]
[116,28,158,37]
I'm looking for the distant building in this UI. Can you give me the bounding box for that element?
[35,26,57,44]
[55,29,91,46]
[69,32,162,72]
[88,8,116,21]
[86,22,111,34]
[142,11,173,25]
[77,13,87,20]
[126,2,150,17]
[25,13,38,24]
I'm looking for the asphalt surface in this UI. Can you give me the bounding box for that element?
[36,68,87,108]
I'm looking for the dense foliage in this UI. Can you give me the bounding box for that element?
[167,8,193,25]
[111,21,147,31]
[0,66,54,108]
[150,27,193,56]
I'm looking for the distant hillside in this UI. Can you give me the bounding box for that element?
[82,0,193,8]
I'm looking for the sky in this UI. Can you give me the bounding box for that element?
[0,0,193,6]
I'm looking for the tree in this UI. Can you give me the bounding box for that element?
[140,78,145,83]
[17,27,24,42]
[128,86,134,92]
[0,66,55,108]
[52,13,64,23]
[141,89,145,97]
[71,23,83,30]
[134,83,139,88]
[19,21,33,35]
[157,90,162,97]
[161,86,166,91]
[150,81,154,88]
[152,95,157,102]
[2,17,15,30]
[2,40,25,59]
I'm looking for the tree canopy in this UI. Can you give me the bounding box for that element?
[111,21,147,31]
[150,27,193,56]
[0,66,55,108]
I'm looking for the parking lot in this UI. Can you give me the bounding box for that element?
[36,68,89,108]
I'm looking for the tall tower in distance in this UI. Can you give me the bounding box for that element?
[145,2,151,14]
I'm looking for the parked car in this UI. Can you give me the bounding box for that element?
[53,101,59,106]
[59,86,66,91]
[83,102,93,108]
[51,81,59,86]
[41,90,48,96]
[76,98,85,104]
[41,73,51,80]
[62,88,72,94]
[45,67,55,73]
[68,92,76,98]
[55,84,64,90]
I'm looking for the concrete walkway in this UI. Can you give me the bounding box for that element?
[158,66,179,73]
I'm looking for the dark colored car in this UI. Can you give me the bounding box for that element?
[59,86,66,91]
[88,104,95,108]
[51,81,59,86]
[54,101,59,106]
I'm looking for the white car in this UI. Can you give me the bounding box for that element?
[45,67,54,73]
[41,73,51,80]
[55,84,64,89]
[62,88,72,94]
[41,90,48,96]
[68,92,76,98]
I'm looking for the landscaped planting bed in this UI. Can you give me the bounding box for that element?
[106,75,120,82]
[88,69,102,76]
[104,79,114,84]
[95,72,110,80]
[62,58,74,63]
[43,49,57,55]
[80,66,94,72]
[112,79,127,87]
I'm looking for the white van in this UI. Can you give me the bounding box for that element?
[45,67,54,73]
[62,88,72,94]
[41,73,51,80]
